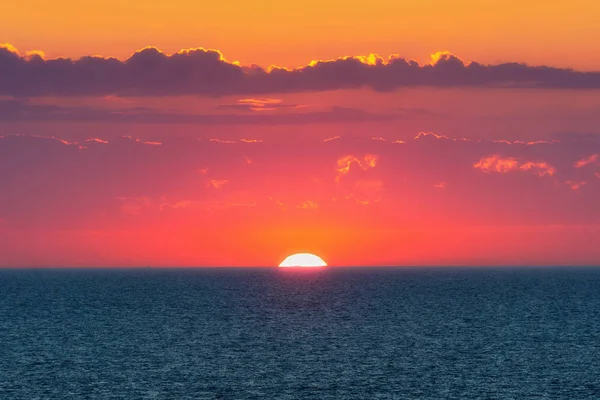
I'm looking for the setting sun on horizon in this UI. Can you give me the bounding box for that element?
[278,253,328,268]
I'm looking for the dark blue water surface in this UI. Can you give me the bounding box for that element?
[2,267,600,399]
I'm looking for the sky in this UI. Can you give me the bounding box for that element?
[1,0,600,266]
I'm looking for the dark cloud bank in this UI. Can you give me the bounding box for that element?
[2,45,600,97]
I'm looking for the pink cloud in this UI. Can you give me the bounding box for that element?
[269,197,286,208]
[160,200,194,211]
[519,161,555,177]
[492,139,560,146]
[136,139,162,146]
[207,180,229,189]
[565,181,587,190]
[208,138,263,144]
[414,132,450,140]
[85,138,109,144]
[298,201,319,210]
[574,154,599,168]
[121,136,163,146]
[474,155,555,177]
[336,154,378,180]
[209,138,237,144]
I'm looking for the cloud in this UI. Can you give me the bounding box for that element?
[269,196,286,209]
[519,161,556,176]
[1,131,600,234]
[86,138,109,144]
[159,200,194,211]
[120,135,163,146]
[298,200,319,210]
[135,139,162,146]
[492,140,560,146]
[566,180,587,190]
[207,179,229,189]
[415,132,451,140]
[216,98,301,112]
[336,154,378,181]
[4,44,600,97]
[574,154,599,168]
[474,155,555,176]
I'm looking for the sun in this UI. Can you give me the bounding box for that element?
[278,253,327,268]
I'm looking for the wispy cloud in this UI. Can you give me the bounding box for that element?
[566,180,587,190]
[574,154,599,168]
[2,131,599,234]
[0,99,411,125]
[336,154,378,181]
[207,179,229,189]
[474,155,555,177]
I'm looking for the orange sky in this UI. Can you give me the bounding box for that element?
[3,1,600,267]
[4,0,600,69]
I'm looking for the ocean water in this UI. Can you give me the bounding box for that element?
[1,267,600,399]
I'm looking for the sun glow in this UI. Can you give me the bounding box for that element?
[278,253,327,268]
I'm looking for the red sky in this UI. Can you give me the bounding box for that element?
[2,2,600,266]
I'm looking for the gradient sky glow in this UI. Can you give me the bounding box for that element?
[2,1,600,266]
[4,0,600,69]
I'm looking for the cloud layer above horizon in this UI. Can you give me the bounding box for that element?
[3,44,600,97]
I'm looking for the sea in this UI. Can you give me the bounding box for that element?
[1,267,600,399]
